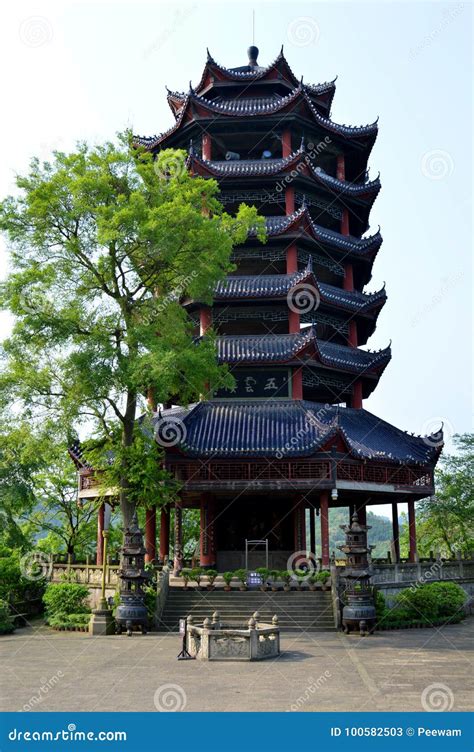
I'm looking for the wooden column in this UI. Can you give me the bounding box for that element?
[200,493,216,568]
[292,368,303,400]
[408,499,417,562]
[96,503,104,566]
[357,503,367,526]
[341,209,350,236]
[391,502,400,563]
[351,381,363,409]
[285,186,295,215]
[282,129,292,158]
[159,507,170,562]
[309,506,316,557]
[348,320,358,347]
[145,507,157,563]
[199,306,212,336]
[202,133,212,160]
[173,498,183,574]
[288,308,300,334]
[293,497,306,553]
[320,491,330,566]
[343,263,354,291]
[286,242,298,273]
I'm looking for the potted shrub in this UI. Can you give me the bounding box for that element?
[234,569,247,591]
[317,570,331,590]
[270,570,280,592]
[189,567,203,589]
[309,574,318,592]
[255,567,269,591]
[294,568,308,591]
[280,571,292,591]
[205,569,218,590]
[223,571,234,591]
[181,568,191,590]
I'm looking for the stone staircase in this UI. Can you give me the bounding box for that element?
[157,588,335,632]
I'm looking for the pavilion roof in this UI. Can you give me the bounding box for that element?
[213,259,385,310]
[213,327,391,374]
[154,400,443,464]
[188,146,381,202]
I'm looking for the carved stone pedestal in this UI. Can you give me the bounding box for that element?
[88,603,115,636]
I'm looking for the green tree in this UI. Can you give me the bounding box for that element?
[399,434,474,557]
[0,136,265,528]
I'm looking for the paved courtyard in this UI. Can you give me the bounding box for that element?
[1,619,473,713]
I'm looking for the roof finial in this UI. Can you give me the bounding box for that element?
[189,139,194,156]
[301,194,307,209]
[300,134,305,151]
[247,45,259,67]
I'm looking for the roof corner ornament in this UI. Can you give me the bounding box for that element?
[247,45,259,67]
[300,134,305,151]
[206,47,214,63]
[189,139,195,156]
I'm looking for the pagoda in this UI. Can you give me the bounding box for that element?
[77,45,443,573]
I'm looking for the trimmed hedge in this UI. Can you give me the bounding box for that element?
[375,582,466,630]
[43,583,90,625]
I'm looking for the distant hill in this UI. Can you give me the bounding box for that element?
[313,507,395,559]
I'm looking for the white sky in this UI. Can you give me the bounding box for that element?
[0,0,472,520]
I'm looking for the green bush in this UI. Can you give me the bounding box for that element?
[205,569,218,585]
[374,589,387,621]
[269,570,280,582]
[316,570,331,583]
[280,570,292,584]
[49,612,90,629]
[180,568,192,585]
[223,571,234,586]
[43,583,90,623]
[233,569,247,585]
[426,582,466,618]
[0,599,14,635]
[385,582,466,627]
[189,567,202,585]
[255,567,269,581]
[0,546,46,606]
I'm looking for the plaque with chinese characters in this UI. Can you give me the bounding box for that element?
[214,368,291,399]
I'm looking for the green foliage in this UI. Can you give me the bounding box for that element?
[189,567,202,585]
[43,582,90,623]
[316,569,331,583]
[378,582,467,628]
[205,569,218,584]
[255,567,269,580]
[0,599,15,634]
[0,136,266,526]
[0,545,46,605]
[49,612,90,629]
[233,569,247,585]
[180,568,192,584]
[374,589,387,621]
[269,570,280,582]
[399,435,474,558]
[280,570,292,584]
[144,584,157,619]
[222,571,234,586]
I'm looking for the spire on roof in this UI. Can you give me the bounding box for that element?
[247,45,259,67]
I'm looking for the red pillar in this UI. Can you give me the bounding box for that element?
[200,493,216,567]
[202,133,212,160]
[336,154,345,182]
[288,309,300,334]
[341,209,350,236]
[145,507,157,563]
[200,306,212,336]
[159,507,170,562]
[348,320,358,347]
[343,263,354,291]
[391,502,400,563]
[293,497,306,553]
[292,368,303,399]
[320,491,330,566]
[309,506,316,556]
[96,503,104,566]
[282,129,292,158]
[173,498,183,574]
[285,186,295,215]
[408,499,417,562]
[286,242,298,273]
[351,381,363,409]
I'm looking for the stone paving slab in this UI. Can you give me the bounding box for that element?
[1,619,472,713]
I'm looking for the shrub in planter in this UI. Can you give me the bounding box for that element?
[205,569,218,590]
[0,599,14,635]
[49,613,90,631]
[43,583,90,624]
[234,569,247,590]
[270,570,280,591]
[426,581,466,619]
[255,567,269,591]
[189,567,203,589]
[317,570,331,590]
[309,574,318,591]
[222,571,234,591]
[180,569,192,589]
[280,571,292,591]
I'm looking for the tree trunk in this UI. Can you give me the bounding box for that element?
[119,389,137,529]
